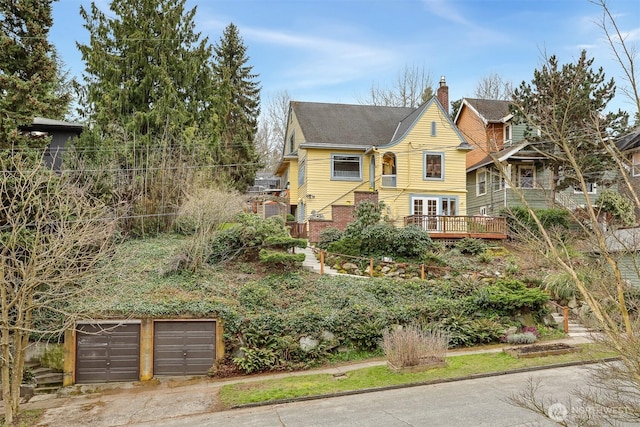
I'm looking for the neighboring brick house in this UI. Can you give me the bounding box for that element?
[455,98,600,216]
[275,79,507,243]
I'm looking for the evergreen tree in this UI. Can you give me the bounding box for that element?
[76,0,218,234]
[77,0,215,151]
[212,23,261,191]
[511,50,629,199]
[0,0,71,149]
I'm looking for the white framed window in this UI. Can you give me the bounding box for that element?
[504,124,512,144]
[517,165,535,189]
[441,197,457,215]
[477,169,487,195]
[424,152,444,180]
[479,206,488,215]
[431,121,437,137]
[331,154,362,180]
[574,183,597,194]
[492,171,505,192]
[633,152,640,177]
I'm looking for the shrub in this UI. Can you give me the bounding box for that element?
[359,223,395,256]
[233,347,281,374]
[343,201,385,238]
[175,188,246,235]
[544,272,580,303]
[393,225,432,259]
[455,238,487,255]
[258,249,305,268]
[597,189,636,226]
[327,237,362,257]
[504,332,537,344]
[349,317,387,351]
[317,227,344,250]
[505,206,571,238]
[207,214,292,264]
[474,279,549,316]
[382,325,449,368]
[436,316,505,347]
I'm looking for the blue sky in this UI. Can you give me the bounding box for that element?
[50,0,640,116]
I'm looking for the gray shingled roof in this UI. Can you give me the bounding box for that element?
[616,127,640,152]
[291,101,415,147]
[464,98,511,122]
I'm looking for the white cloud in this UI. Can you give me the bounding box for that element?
[421,0,469,25]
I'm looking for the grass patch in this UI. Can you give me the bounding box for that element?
[219,343,616,407]
[0,409,44,426]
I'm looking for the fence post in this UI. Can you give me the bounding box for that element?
[421,264,425,280]
[320,250,325,275]
[369,258,374,277]
[563,306,569,334]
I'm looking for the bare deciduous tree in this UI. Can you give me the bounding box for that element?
[474,72,514,100]
[358,64,434,108]
[0,153,115,423]
[592,0,640,121]
[256,90,291,172]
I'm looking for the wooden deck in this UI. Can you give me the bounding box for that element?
[404,215,507,240]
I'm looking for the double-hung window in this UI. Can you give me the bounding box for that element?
[331,154,362,180]
[424,152,444,180]
[477,169,487,195]
[298,158,306,186]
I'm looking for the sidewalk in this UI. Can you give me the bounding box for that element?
[19,335,604,427]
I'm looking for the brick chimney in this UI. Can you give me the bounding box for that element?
[437,76,449,114]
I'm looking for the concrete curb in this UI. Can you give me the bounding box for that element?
[231,356,621,410]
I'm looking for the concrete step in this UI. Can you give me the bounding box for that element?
[36,372,63,385]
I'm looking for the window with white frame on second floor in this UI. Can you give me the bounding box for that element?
[504,124,512,144]
[331,154,361,180]
[492,170,506,192]
[477,169,487,195]
[517,164,534,188]
[424,152,443,180]
[633,152,640,177]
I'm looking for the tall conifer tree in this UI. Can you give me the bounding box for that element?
[0,0,70,149]
[212,23,261,191]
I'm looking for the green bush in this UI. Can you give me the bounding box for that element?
[474,279,548,316]
[317,227,344,250]
[207,214,292,264]
[327,237,362,256]
[343,201,385,238]
[393,225,432,259]
[258,249,305,268]
[597,189,636,226]
[505,206,571,237]
[359,223,395,257]
[455,238,487,255]
[233,347,281,374]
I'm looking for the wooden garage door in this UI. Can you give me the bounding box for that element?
[154,321,215,376]
[76,323,140,383]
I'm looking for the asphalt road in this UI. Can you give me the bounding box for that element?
[125,364,594,427]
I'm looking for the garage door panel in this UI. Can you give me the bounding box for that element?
[154,321,215,376]
[76,323,140,383]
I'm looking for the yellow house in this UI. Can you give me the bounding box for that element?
[275,79,505,241]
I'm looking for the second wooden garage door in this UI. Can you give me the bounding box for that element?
[153,321,215,375]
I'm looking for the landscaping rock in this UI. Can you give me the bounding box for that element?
[342,262,358,271]
[300,336,319,352]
